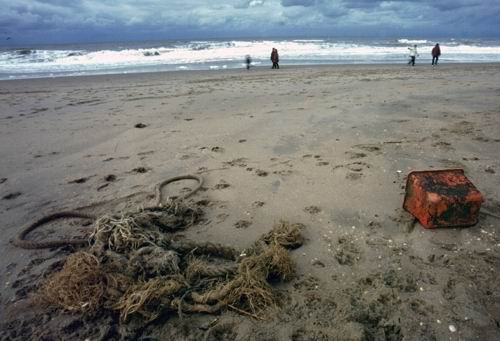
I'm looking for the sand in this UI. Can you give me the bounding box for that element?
[0,64,499,340]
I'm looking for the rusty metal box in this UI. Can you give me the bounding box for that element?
[403,169,484,228]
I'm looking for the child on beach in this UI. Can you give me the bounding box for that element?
[408,45,418,66]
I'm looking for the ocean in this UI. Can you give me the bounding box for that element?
[1,38,500,80]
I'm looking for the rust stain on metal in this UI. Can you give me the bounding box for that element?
[403,169,484,228]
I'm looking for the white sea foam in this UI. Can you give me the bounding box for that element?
[1,38,500,79]
[398,39,428,44]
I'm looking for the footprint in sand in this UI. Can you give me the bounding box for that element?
[97,184,109,191]
[179,154,195,160]
[333,161,370,176]
[335,235,361,265]
[432,141,454,150]
[213,180,230,190]
[346,161,370,172]
[345,151,367,159]
[346,173,363,180]
[223,158,248,167]
[31,108,48,114]
[316,161,329,166]
[0,178,7,184]
[353,144,382,154]
[472,136,490,142]
[2,192,22,200]
[255,169,268,177]
[104,174,117,182]
[68,177,90,184]
[195,199,211,207]
[234,220,252,229]
[449,121,474,135]
[252,201,265,208]
[131,167,150,174]
[216,213,229,223]
[211,146,224,153]
[273,169,293,176]
[304,206,321,214]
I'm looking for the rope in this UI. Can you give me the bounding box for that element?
[13,212,95,249]
[12,175,203,250]
[154,174,204,205]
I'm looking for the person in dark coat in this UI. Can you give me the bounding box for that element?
[432,44,441,66]
[245,55,252,70]
[271,48,279,69]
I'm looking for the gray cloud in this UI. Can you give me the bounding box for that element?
[0,0,499,44]
[281,0,316,7]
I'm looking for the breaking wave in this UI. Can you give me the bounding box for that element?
[1,38,500,79]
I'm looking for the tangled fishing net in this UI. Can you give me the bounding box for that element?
[39,195,304,324]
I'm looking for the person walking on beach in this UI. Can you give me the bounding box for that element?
[432,44,441,66]
[245,55,252,70]
[271,48,279,69]
[408,45,418,66]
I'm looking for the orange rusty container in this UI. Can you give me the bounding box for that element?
[403,169,484,228]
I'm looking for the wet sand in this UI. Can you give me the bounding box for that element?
[1,64,500,340]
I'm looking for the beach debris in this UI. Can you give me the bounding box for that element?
[40,252,110,313]
[448,324,457,333]
[403,169,484,228]
[134,123,147,128]
[38,196,304,324]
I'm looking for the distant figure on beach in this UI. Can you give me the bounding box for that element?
[408,45,418,66]
[432,44,441,66]
[245,55,252,70]
[271,48,279,69]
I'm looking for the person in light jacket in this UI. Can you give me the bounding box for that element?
[408,45,418,66]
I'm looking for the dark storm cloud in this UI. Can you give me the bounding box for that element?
[0,0,499,44]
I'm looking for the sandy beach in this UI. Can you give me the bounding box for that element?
[1,64,499,340]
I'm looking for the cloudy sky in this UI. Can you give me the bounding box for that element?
[1,0,499,44]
